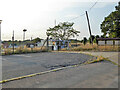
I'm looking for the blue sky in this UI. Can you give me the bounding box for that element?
[0,0,119,40]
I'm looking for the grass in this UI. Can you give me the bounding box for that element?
[1,42,119,55]
[61,43,119,52]
[83,55,120,67]
[1,46,48,55]
[84,56,106,65]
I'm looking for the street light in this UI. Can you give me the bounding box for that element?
[0,20,2,90]
[12,30,14,54]
[23,29,27,41]
[0,20,2,55]
[0,20,2,42]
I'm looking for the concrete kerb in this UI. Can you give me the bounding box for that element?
[0,64,80,84]
[79,52,120,66]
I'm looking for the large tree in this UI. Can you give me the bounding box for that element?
[46,22,80,40]
[32,37,42,43]
[100,2,120,38]
[83,37,87,45]
[88,35,95,44]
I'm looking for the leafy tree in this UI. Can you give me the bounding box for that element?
[88,35,95,44]
[33,37,42,43]
[46,22,80,40]
[93,35,100,44]
[101,2,120,38]
[83,37,87,45]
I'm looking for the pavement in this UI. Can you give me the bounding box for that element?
[80,51,119,65]
[1,52,119,88]
[2,61,118,88]
[2,52,94,80]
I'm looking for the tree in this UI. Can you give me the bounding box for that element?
[33,37,41,43]
[93,35,100,44]
[101,2,120,38]
[46,22,80,40]
[83,37,87,45]
[88,35,95,44]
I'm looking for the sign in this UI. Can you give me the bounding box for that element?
[53,42,55,45]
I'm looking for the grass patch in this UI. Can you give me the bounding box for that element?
[1,46,48,56]
[61,43,119,52]
[83,56,120,67]
[84,56,106,64]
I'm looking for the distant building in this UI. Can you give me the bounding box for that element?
[26,43,36,48]
[48,39,70,50]
[25,39,71,51]
[97,38,120,46]
[1,42,9,48]
[9,44,19,48]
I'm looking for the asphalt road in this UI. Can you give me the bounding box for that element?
[2,52,94,80]
[2,52,118,88]
[2,61,118,88]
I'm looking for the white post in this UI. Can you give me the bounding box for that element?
[0,20,2,50]
[0,20,2,90]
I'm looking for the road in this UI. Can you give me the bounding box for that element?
[2,52,94,80]
[2,61,118,88]
[2,52,118,88]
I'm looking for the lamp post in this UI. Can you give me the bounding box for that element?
[23,29,27,41]
[0,20,2,55]
[0,20,2,41]
[12,30,14,54]
[0,20,2,90]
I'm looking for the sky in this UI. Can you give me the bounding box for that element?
[0,0,119,41]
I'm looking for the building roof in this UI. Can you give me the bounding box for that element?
[97,38,120,40]
[49,39,70,42]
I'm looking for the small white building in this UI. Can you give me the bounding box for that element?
[97,38,120,46]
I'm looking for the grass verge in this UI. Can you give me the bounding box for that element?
[83,56,120,67]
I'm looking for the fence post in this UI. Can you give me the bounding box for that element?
[47,36,49,51]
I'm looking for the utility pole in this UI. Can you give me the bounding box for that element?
[12,30,14,54]
[85,11,93,44]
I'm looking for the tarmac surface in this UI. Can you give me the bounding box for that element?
[2,61,118,88]
[2,52,119,88]
[2,52,94,80]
